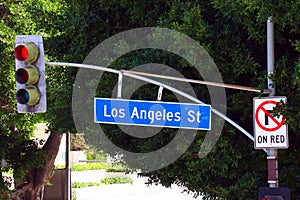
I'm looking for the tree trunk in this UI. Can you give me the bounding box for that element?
[11,131,63,200]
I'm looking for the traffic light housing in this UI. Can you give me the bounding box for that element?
[14,35,46,113]
[258,187,290,200]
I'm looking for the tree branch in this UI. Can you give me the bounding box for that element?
[34,131,63,189]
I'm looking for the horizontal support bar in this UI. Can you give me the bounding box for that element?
[121,70,272,94]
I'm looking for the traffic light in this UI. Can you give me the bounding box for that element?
[258,187,290,200]
[14,35,46,113]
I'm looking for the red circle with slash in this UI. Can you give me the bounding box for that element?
[255,100,285,131]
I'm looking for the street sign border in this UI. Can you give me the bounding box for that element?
[253,96,288,149]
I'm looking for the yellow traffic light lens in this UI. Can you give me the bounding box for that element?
[15,68,29,84]
[14,42,39,63]
[16,86,40,105]
[15,64,40,85]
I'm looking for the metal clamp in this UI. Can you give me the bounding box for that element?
[157,85,164,101]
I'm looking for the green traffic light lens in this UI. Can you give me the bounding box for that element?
[16,88,29,104]
[16,86,40,105]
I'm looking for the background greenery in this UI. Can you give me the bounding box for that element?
[55,162,125,172]
[1,0,300,199]
[72,177,133,188]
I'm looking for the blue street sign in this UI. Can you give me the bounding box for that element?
[94,98,211,130]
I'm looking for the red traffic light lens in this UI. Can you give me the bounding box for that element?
[22,46,29,60]
[16,68,29,84]
[14,45,27,61]
[14,43,38,63]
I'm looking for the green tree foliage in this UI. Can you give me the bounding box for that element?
[1,0,300,199]
[142,1,300,199]
[0,0,45,196]
[0,0,68,198]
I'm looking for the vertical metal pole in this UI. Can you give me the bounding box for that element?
[267,16,278,188]
[117,72,123,98]
[65,131,71,199]
[267,16,275,96]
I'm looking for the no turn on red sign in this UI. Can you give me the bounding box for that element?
[254,96,288,149]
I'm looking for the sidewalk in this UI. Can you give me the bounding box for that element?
[75,175,202,200]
